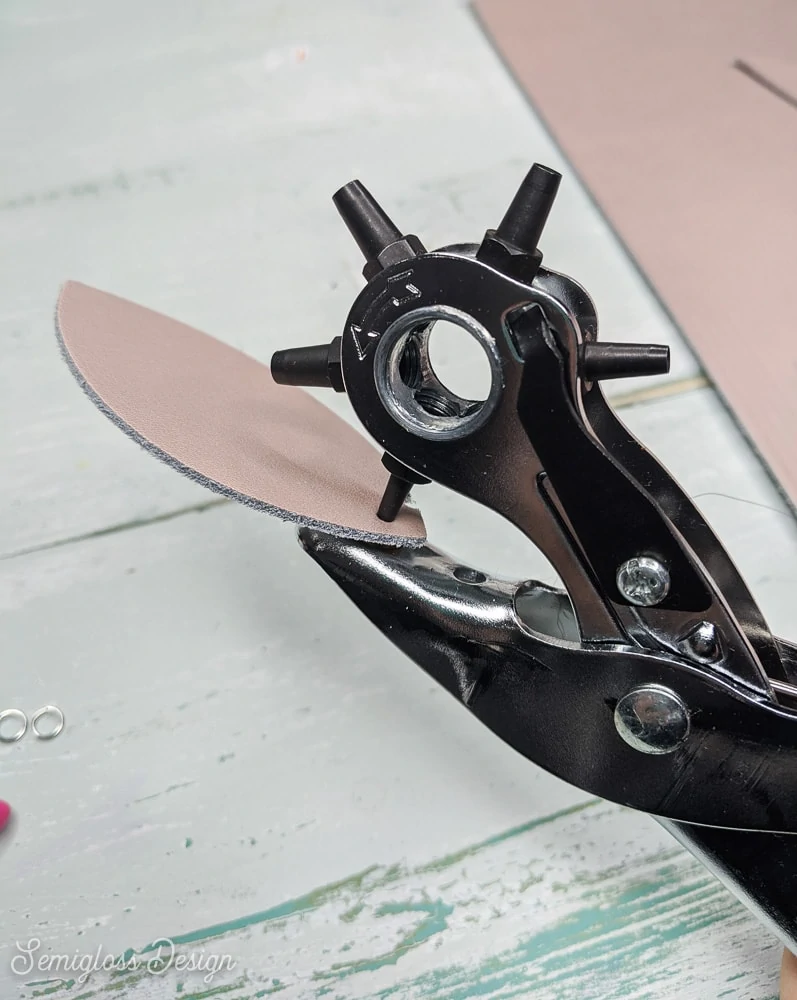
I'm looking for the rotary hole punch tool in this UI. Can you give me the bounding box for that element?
[272,163,797,950]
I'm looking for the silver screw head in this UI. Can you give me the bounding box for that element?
[616,556,670,606]
[614,684,690,754]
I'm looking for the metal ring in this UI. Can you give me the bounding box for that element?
[374,305,503,442]
[31,705,65,741]
[0,709,28,743]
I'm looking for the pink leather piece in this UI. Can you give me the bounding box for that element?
[475,0,797,506]
[56,282,426,544]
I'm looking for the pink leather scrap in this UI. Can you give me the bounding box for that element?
[55,282,426,545]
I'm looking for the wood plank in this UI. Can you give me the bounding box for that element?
[4,801,782,999]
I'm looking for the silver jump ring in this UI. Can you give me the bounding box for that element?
[31,705,65,740]
[0,709,28,743]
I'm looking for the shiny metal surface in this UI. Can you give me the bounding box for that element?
[339,249,626,644]
[337,245,779,697]
[614,685,689,754]
[616,557,671,607]
[30,704,65,740]
[298,526,797,948]
[298,529,797,832]
[661,820,797,955]
[678,620,725,664]
[530,265,786,691]
[374,304,503,441]
[769,677,797,703]
[0,708,28,743]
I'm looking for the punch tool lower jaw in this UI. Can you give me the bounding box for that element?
[271,163,797,951]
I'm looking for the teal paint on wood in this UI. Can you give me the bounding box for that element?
[19,799,774,1000]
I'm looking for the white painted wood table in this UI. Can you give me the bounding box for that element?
[1,2,795,998]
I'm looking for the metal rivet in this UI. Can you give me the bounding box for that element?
[0,709,28,744]
[678,621,724,664]
[616,556,670,606]
[614,684,689,754]
[453,566,487,584]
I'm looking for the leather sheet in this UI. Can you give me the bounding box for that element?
[475,0,797,503]
[56,282,426,544]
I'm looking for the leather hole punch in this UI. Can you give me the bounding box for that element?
[270,163,797,954]
[54,162,797,958]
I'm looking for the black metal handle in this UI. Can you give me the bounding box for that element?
[664,820,797,951]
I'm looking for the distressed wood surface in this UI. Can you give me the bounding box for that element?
[1,2,794,999]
